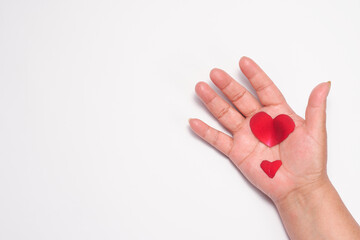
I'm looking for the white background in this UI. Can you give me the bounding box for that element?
[1,0,360,239]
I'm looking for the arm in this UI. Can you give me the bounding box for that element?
[276,179,360,239]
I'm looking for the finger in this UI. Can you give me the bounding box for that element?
[305,81,331,140]
[239,56,287,107]
[195,82,244,133]
[189,118,233,156]
[210,68,262,117]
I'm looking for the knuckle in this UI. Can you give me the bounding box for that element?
[216,105,231,119]
[255,81,273,92]
[212,130,220,146]
[231,89,246,103]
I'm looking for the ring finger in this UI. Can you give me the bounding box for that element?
[195,81,244,133]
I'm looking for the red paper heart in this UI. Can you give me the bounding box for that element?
[260,160,282,178]
[250,112,295,147]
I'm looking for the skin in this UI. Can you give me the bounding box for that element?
[189,57,360,239]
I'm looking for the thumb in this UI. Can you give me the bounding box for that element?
[305,81,331,139]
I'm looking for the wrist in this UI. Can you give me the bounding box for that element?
[274,176,333,215]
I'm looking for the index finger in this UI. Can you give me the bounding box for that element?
[239,57,287,107]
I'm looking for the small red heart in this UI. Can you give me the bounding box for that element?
[250,111,295,147]
[260,160,282,178]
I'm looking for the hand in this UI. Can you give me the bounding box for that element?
[189,57,331,203]
[190,57,360,240]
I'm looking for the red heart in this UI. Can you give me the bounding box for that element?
[250,111,295,147]
[260,160,282,178]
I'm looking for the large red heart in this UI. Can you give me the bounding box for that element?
[250,112,295,147]
[260,160,282,178]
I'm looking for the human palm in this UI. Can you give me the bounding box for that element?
[190,57,331,203]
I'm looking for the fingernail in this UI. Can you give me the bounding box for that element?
[325,81,331,96]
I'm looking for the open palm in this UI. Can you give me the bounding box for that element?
[189,57,331,203]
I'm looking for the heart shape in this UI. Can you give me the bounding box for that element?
[250,111,295,147]
[260,160,282,178]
